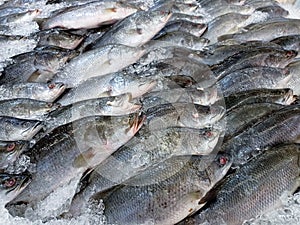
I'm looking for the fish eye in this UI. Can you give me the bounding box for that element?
[219,156,228,166]
[4,178,16,188]
[205,130,213,138]
[47,103,53,107]
[6,143,16,151]
[48,83,56,89]
[22,122,31,128]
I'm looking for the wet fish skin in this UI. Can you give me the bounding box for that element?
[155,31,210,50]
[57,72,156,106]
[6,113,145,216]
[91,153,232,225]
[0,172,31,207]
[87,5,172,48]
[218,19,300,42]
[281,60,300,95]
[0,6,27,17]
[224,102,287,141]
[224,88,296,111]
[169,13,206,24]
[154,20,207,39]
[0,82,66,103]
[141,87,218,111]
[211,47,297,80]
[34,29,84,50]
[145,103,225,130]
[202,13,250,44]
[0,9,40,24]
[223,104,300,165]
[1,47,78,83]
[0,117,42,141]
[254,5,289,18]
[0,98,61,120]
[67,126,223,217]
[270,35,300,52]
[181,144,300,225]
[45,93,141,129]
[42,1,138,30]
[52,44,146,87]
[217,66,291,96]
[0,141,29,169]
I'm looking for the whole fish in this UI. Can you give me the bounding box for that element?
[87,5,172,48]
[0,140,28,169]
[218,19,300,42]
[202,13,250,44]
[180,144,300,225]
[1,47,78,83]
[145,103,225,130]
[153,20,207,39]
[211,47,297,80]
[45,93,141,129]
[90,153,232,225]
[6,113,145,216]
[57,72,156,106]
[224,88,296,111]
[0,98,61,120]
[34,29,84,50]
[141,87,219,111]
[0,82,65,102]
[155,31,210,50]
[223,104,300,165]
[0,117,42,141]
[52,44,146,87]
[66,126,223,217]
[41,1,138,30]
[0,172,31,207]
[217,66,291,96]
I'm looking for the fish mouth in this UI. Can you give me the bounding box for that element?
[22,122,43,139]
[6,174,32,195]
[129,114,146,133]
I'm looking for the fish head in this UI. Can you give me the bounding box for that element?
[203,153,233,186]
[269,50,297,67]
[129,79,157,98]
[208,105,226,123]
[0,172,31,206]
[199,128,222,151]
[36,82,66,102]
[0,141,28,169]
[4,118,42,140]
[105,93,141,114]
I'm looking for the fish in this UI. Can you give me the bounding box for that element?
[52,44,146,87]
[270,35,300,52]
[224,102,288,140]
[88,153,232,225]
[0,98,61,120]
[145,103,225,130]
[6,113,145,216]
[45,93,141,129]
[202,13,250,44]
[154,31,210,50]
[86,4,172,48]
[280,60,300,95]
[66,125,222,215]
[0,82,66,103]
[141,87,219,111]
[34,29,84,50]
[57,72,157,106]
[0,172,31,207]
[169,13,206,24]
[217,66,292,96]
[41,1,138,30]
[222,104,300,165]
[0,117,42,141]
[211,47,297,80]
[0,47,78,83]
[0,141,28,169]
[0,6,27,17]
[0,9,40,24]
[254,5,289,18]
[153,20,207,39]
[224,88,296,111]
[218,19,300,42]
[180,144,300,225]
